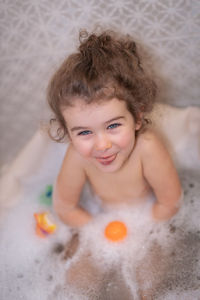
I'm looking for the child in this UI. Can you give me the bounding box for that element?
[47,30,182,228]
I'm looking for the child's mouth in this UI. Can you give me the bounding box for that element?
[96,153,117,165]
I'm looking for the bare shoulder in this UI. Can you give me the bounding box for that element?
[63,143,88,166]
[137,128,167,157]
[59,144,86,179]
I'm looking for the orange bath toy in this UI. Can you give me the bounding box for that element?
[34,212,57,238]
[104,220,127,242]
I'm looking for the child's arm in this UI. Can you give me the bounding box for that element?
[53,145,92,228]
[141,131,182,221]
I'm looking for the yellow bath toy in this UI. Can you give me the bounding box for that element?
[34,212,57,238]
[104,220,127,242]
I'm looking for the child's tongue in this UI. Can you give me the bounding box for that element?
[96,153,117,165]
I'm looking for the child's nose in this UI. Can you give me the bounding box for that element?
[95,134,112,151]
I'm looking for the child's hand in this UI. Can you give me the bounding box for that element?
[54,202,93,228]
[152,202,179,221]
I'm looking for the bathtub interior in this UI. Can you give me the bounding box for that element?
[0,104,200,299]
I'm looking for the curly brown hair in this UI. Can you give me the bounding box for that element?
[47,30,157,142]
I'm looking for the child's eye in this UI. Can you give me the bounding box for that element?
[77,130,92,136]
[107,123,121,130]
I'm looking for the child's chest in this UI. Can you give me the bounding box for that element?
[85,156,150,205]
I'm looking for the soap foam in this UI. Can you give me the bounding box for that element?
[0,169,200,299]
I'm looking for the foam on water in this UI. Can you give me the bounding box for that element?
[0,169,200,300]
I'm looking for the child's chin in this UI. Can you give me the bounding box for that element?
[95,161,121,173]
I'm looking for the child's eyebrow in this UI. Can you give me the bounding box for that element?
[105,116,125,124]
[70,116,125,132]
[70,126,89,132]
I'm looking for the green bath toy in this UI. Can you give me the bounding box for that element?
[39,185,53,206]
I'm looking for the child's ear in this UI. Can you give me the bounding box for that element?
[135,112,143,130]
[66,126,72,141]
[67,132,72,141]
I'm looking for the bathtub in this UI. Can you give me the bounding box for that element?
[0,103,200,299]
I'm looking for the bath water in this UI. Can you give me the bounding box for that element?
[0,168,200,299]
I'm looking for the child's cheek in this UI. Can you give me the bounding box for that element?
[117,132,135,149]
[73,140,92,158]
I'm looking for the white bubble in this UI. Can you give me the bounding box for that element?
[0,169,200,299]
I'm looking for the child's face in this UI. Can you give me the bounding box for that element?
[63,98,141,172]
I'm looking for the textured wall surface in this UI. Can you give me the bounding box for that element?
[0,0,200,165]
